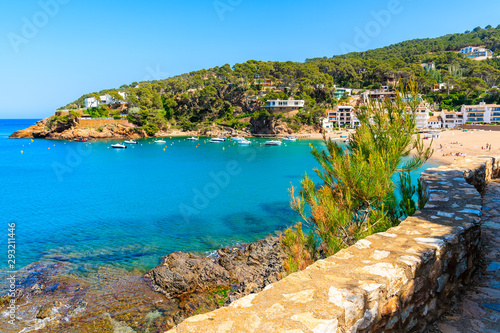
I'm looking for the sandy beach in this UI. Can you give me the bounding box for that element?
[300,128,500,165]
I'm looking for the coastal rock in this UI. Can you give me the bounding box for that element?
[146,236,286,300]
[148,252,231,297]
[9,119,47,138]
[250,117,293,135]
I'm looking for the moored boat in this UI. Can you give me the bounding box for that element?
[111,143,127,149]
[154,139,166,143]
[187,137,199,141]
[282,135,297,142]
[124,140,138,144]
[265,140,282,146]
[73,137,88,142]
[238,139,251,145]
[209,137,225,143]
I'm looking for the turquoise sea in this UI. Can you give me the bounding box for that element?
[0,119,437,278]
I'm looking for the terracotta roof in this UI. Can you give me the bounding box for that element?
[428,116,440,122]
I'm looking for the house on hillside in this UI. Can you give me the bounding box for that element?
[361,89,397,103]
[333,87,353,99]
[263,100,304,114]
[84,92,128,109]
[432,83,454,92]
[460,46,493,60]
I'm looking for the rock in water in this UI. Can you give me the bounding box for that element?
[146,236,286,300]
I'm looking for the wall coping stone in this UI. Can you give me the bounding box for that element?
[168,155,500,333]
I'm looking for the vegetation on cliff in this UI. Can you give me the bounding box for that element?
[281,82,433,272]
[59,26,500,134]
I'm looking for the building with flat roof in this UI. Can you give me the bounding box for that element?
[263,100,304,113]
[461,102,500,124]
[84,92,128,109]
[460,46,493,60]
[324,106,360,128]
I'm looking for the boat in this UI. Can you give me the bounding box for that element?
[154,139,166,143]
[265,140,282,146]
[282,135,297,142]
[124,140,138,144]
[73,137,88,142]
[209,137,225,143]
[111,143,127,149]
[238,139,251,145]
[187,137,199,141]
[232,136,245,141]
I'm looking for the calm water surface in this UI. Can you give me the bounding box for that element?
[0,119,437,277]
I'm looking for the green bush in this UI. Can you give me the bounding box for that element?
[142,123,159,136]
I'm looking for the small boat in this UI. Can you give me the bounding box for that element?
[187,137,199,141]
[111,143,127,149]
[154,139,166,143]
[265,140,282,146]
[124,140,138,144]
[282,135,297,142]
[209,137,225,143]
[238,139,251,145]
[232,136,245,141]
[74,137,88,142]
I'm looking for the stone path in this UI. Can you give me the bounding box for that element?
[429,181,500,333]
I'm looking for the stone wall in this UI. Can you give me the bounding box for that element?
[77,119,131,128]
[169,156,500,333]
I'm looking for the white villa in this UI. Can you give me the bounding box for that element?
[460,46,493,60]
[84,92,128,108]
[264,100,304,113]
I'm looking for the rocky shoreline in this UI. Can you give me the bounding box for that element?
[0,236,286,332]
[8,116,321,140]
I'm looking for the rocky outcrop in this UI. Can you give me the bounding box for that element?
[146,236,286,301]
[250,117,293,135]
[9,119,47,138]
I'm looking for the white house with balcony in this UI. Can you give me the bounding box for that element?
[438,110,464,128]
[460,46,493,60]
[84,92,128,109]
[325,106,360,128]
[414,107,431,129]
[263,100,305,113]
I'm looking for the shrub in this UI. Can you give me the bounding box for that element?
[284,81,433,265]
[142,123,159,136]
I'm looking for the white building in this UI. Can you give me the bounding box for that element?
[264,100,304,113]
[333,86,353,99]
[414,107,431,129]
[461,102,500,124]
[460,46,493,60]
[361,89,397,103]
[427,116,442,129]
[84,92,128,108]
[438,110,464,128]
[325,106,360,128]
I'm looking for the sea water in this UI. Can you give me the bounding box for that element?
[0,120,437,277]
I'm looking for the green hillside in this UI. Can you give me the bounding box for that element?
[61,25,500,135]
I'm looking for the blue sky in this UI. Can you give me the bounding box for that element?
[0,0,499,118]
